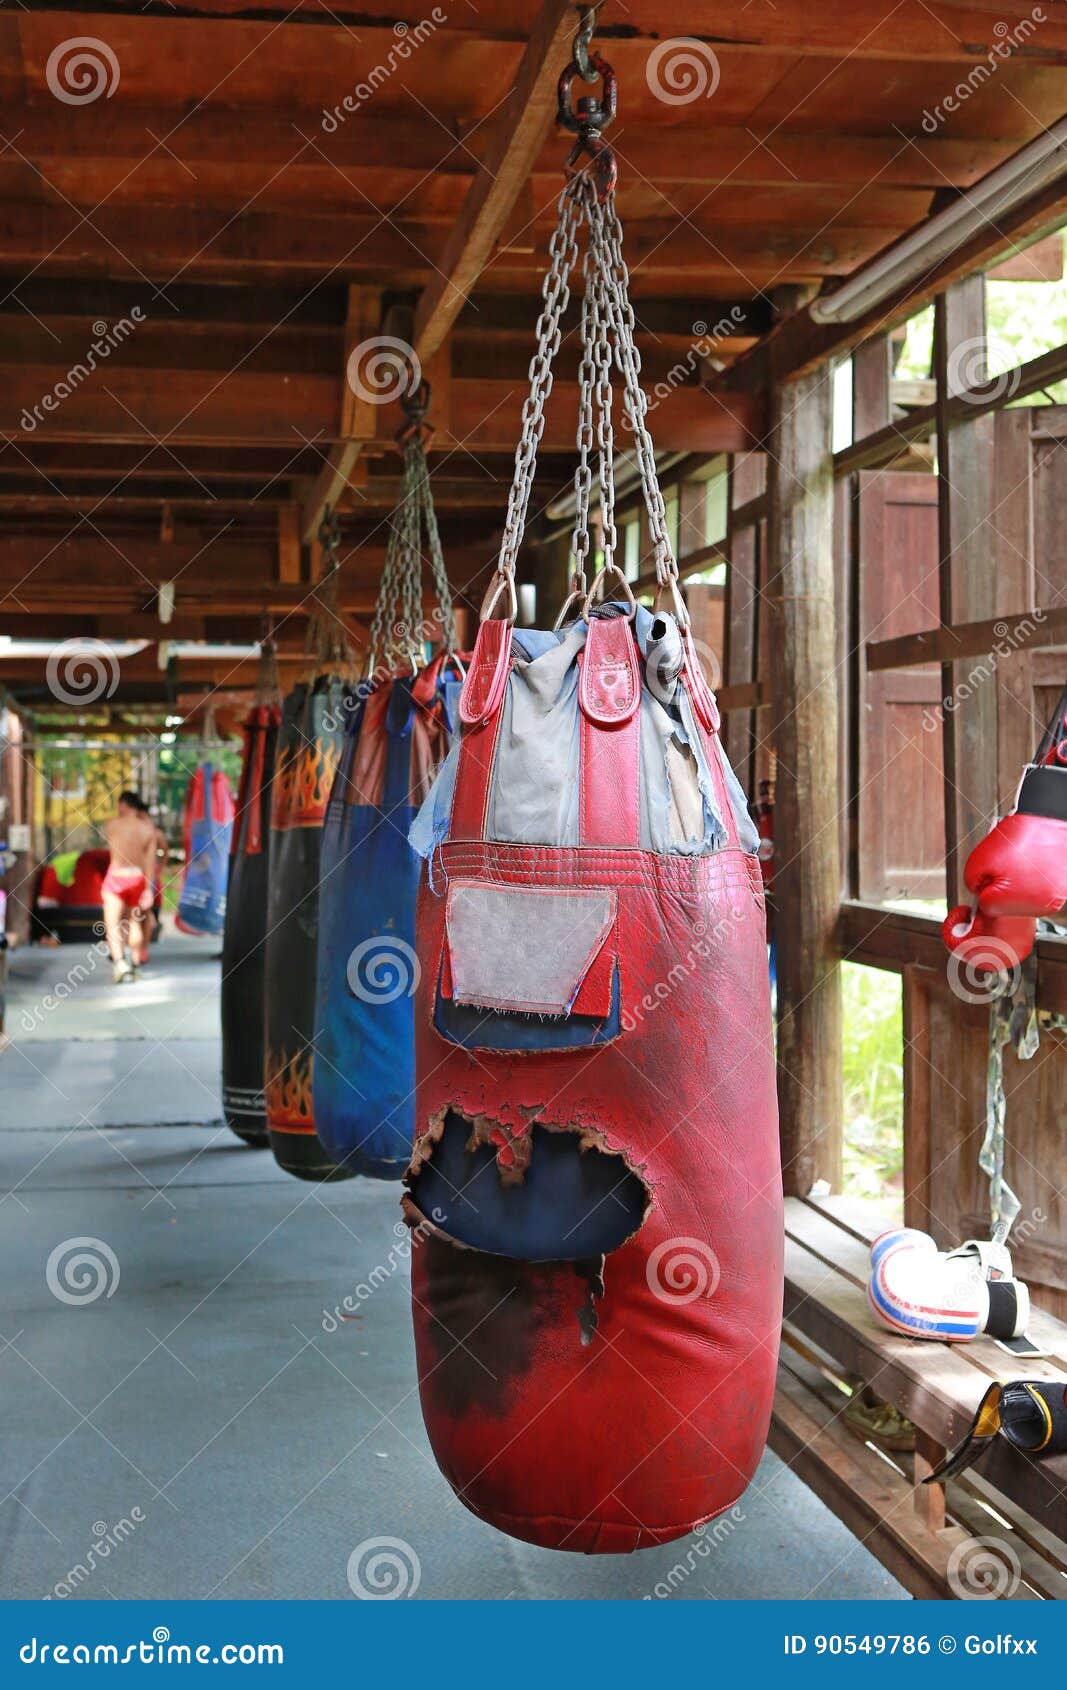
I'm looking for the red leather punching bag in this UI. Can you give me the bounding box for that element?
[402,98,782,1553]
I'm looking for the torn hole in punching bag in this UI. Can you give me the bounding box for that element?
[404,1108,650,1263]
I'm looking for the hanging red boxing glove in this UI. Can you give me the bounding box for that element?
[944,689,1067,970]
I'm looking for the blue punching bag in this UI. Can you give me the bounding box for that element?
[313,658,460,1176]
[312,380,461,1178]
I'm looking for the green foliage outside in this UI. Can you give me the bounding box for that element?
[842,963,904,1206]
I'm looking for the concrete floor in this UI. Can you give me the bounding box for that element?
[0,931,907,1601]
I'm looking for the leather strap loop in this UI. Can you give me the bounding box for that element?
[578,616,641,726]
[682,625,720,734]
[459,619,512,728]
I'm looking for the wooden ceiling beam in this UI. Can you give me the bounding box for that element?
[0,103,1017,190]
[0,367,764,453]
[411,0,575,365]
[8,4,1067,61]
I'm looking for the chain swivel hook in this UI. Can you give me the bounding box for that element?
[557,6,617,199]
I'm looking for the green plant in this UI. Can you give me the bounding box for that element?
[841,963,904,1204]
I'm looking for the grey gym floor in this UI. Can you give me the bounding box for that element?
[0,933,907,1601]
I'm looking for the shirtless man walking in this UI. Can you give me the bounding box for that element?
[102,791,157,983]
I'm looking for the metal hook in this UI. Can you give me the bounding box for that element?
[573,4,602,83]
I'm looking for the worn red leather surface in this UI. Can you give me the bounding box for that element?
[409,829,781,1551]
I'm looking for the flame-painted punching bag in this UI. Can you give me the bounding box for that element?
[176,757,234,936]
[264,522,357,1181]
[221,698,280,1146]
[402,111,781,1553]
[313,387,463,1178]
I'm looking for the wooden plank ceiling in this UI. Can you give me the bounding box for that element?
[1,0,1065,702]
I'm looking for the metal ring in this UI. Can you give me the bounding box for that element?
[479,569,518,623]
[581,564,637,621]
[653,574,690,631]
[556,52,617,136]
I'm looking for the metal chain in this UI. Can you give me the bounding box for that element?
[496,182,582,582]
[587,191,678,586]
[367,422,457,673]
[588,182,618,580]
[416,450,457,652]
[398,438,424,660]
[367,504,405,675]
[570,238,597,595]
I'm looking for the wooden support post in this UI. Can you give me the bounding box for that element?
[301,285,383,544]
[767,360,843,1195]
[913,1428,947,1533]
[934,277,997,902]
[849,333,893,900]
[723,452,764,786]
[902,964,934,1235]
[992,408,1036,808]
[277,504,301,585]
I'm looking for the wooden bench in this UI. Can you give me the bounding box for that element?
[772,1196,1067,1600]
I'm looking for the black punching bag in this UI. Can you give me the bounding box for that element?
[221,700,279,1146]
[264,532,356,1180]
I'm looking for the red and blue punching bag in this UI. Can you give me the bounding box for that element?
[176,752,235,936]
[401,131,782,1552]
